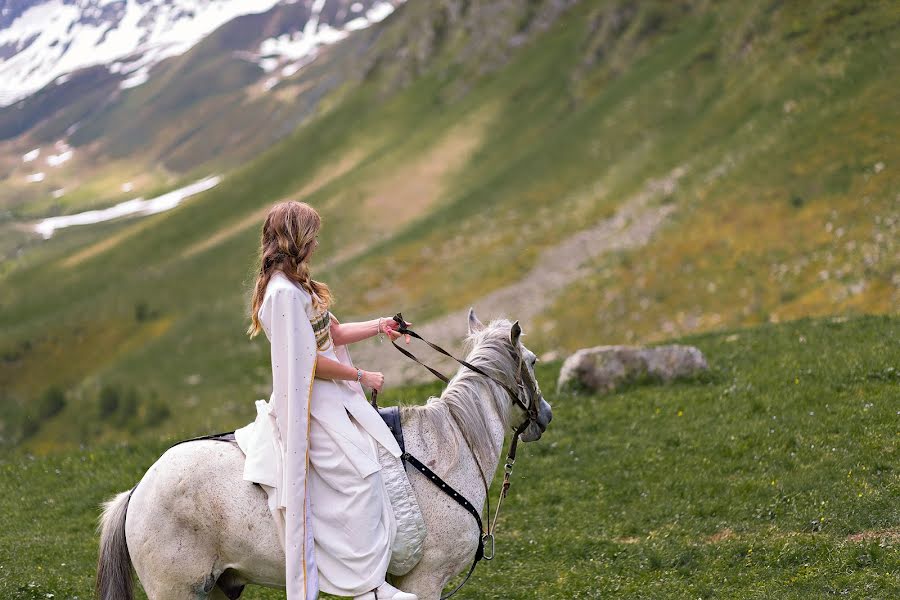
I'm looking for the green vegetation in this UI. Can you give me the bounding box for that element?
[0,2,897,455]
[0,316,897,598]
[2,3,895,595]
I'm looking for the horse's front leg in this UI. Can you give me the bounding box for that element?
[391,561,453,600]
[392,527,480,600]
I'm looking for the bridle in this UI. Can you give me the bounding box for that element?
[371,314,543,598]
[385,313,541,430]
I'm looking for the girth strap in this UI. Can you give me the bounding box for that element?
[401,452,484,558]
[401,452,484,599]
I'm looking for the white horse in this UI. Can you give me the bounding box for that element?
[97,310,553,600]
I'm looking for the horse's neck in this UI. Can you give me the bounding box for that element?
[450,378,507,480]
[405,376,508,493]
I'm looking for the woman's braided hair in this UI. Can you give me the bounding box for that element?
[247,200,332,338]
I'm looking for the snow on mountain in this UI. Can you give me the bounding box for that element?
[0,0,405,108]
[253,0,401,91]
[0,0,284,107]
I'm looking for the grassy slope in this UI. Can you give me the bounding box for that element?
[0,316,897,598]
[0,0,897,451]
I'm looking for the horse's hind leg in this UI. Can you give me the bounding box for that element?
[214,569,247,600]
[135,549,223,600]
[143,569,244,600]
[209,586,242,600]
[142,576,222,600]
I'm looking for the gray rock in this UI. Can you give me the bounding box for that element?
[557,344,708,393]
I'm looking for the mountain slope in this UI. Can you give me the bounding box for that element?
[0,0,897,451]
[0,0,403,220]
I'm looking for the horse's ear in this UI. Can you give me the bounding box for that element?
[468,307,485,334]
[510,320,522,348]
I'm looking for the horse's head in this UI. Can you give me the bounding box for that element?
[466,308,552,442]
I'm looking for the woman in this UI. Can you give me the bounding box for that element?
[234,201,418,600]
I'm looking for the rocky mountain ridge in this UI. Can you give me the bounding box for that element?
[0,0,402,107]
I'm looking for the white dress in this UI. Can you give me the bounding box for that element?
[235,271,402,598]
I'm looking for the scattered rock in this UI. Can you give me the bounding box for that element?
[557,344,708,393]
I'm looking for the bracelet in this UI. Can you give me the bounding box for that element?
[356,368,362,383]
[377,317,385,342]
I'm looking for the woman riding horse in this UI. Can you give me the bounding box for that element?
[238,200,416,600]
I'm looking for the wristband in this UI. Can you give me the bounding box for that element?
[356,368,362,383]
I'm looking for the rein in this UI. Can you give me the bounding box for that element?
[373,313,537,598]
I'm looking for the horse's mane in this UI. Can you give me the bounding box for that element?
[400,319,517,479]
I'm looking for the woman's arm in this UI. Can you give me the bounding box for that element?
[330,318,380,346]
[330,315,412,346]
[315,354,384,391]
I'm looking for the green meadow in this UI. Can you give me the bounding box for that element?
[1,1,898,597]
[1,315,897,598]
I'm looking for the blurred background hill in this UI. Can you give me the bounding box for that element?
[1,0,897,452]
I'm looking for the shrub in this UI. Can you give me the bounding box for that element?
[134,301,149,322]
[116,387,139,426]
[20,418,39,439]
[36,386,66,419]
[143,399,171,427]
[98,384,120,419]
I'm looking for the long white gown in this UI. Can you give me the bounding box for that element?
[235,270,402,598]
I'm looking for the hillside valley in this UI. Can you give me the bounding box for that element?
[0,0,897,451]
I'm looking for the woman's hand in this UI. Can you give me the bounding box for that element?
[381,317,412,344]
[360,370,385,392]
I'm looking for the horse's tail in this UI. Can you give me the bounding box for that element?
[96,489,134,600]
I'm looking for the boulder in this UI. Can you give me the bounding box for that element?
[557,344,708,393]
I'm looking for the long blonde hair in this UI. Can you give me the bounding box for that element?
[247,201,333,338]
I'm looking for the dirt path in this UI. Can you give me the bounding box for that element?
[352,166,687,386]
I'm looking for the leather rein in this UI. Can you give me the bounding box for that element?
[371,314,540,599]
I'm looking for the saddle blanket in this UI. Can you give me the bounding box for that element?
[376,442,427,576]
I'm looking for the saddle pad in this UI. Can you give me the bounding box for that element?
[377,440,427,576]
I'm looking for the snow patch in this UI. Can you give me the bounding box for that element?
[120,65,149,89]
[258,57,279,73]
[26,172,46,182]
[255,0,402,89]
[34,175,221,239]
[23,148,40,162]
[47,149,73,167]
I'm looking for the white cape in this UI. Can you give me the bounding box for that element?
[235,271,401,598]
